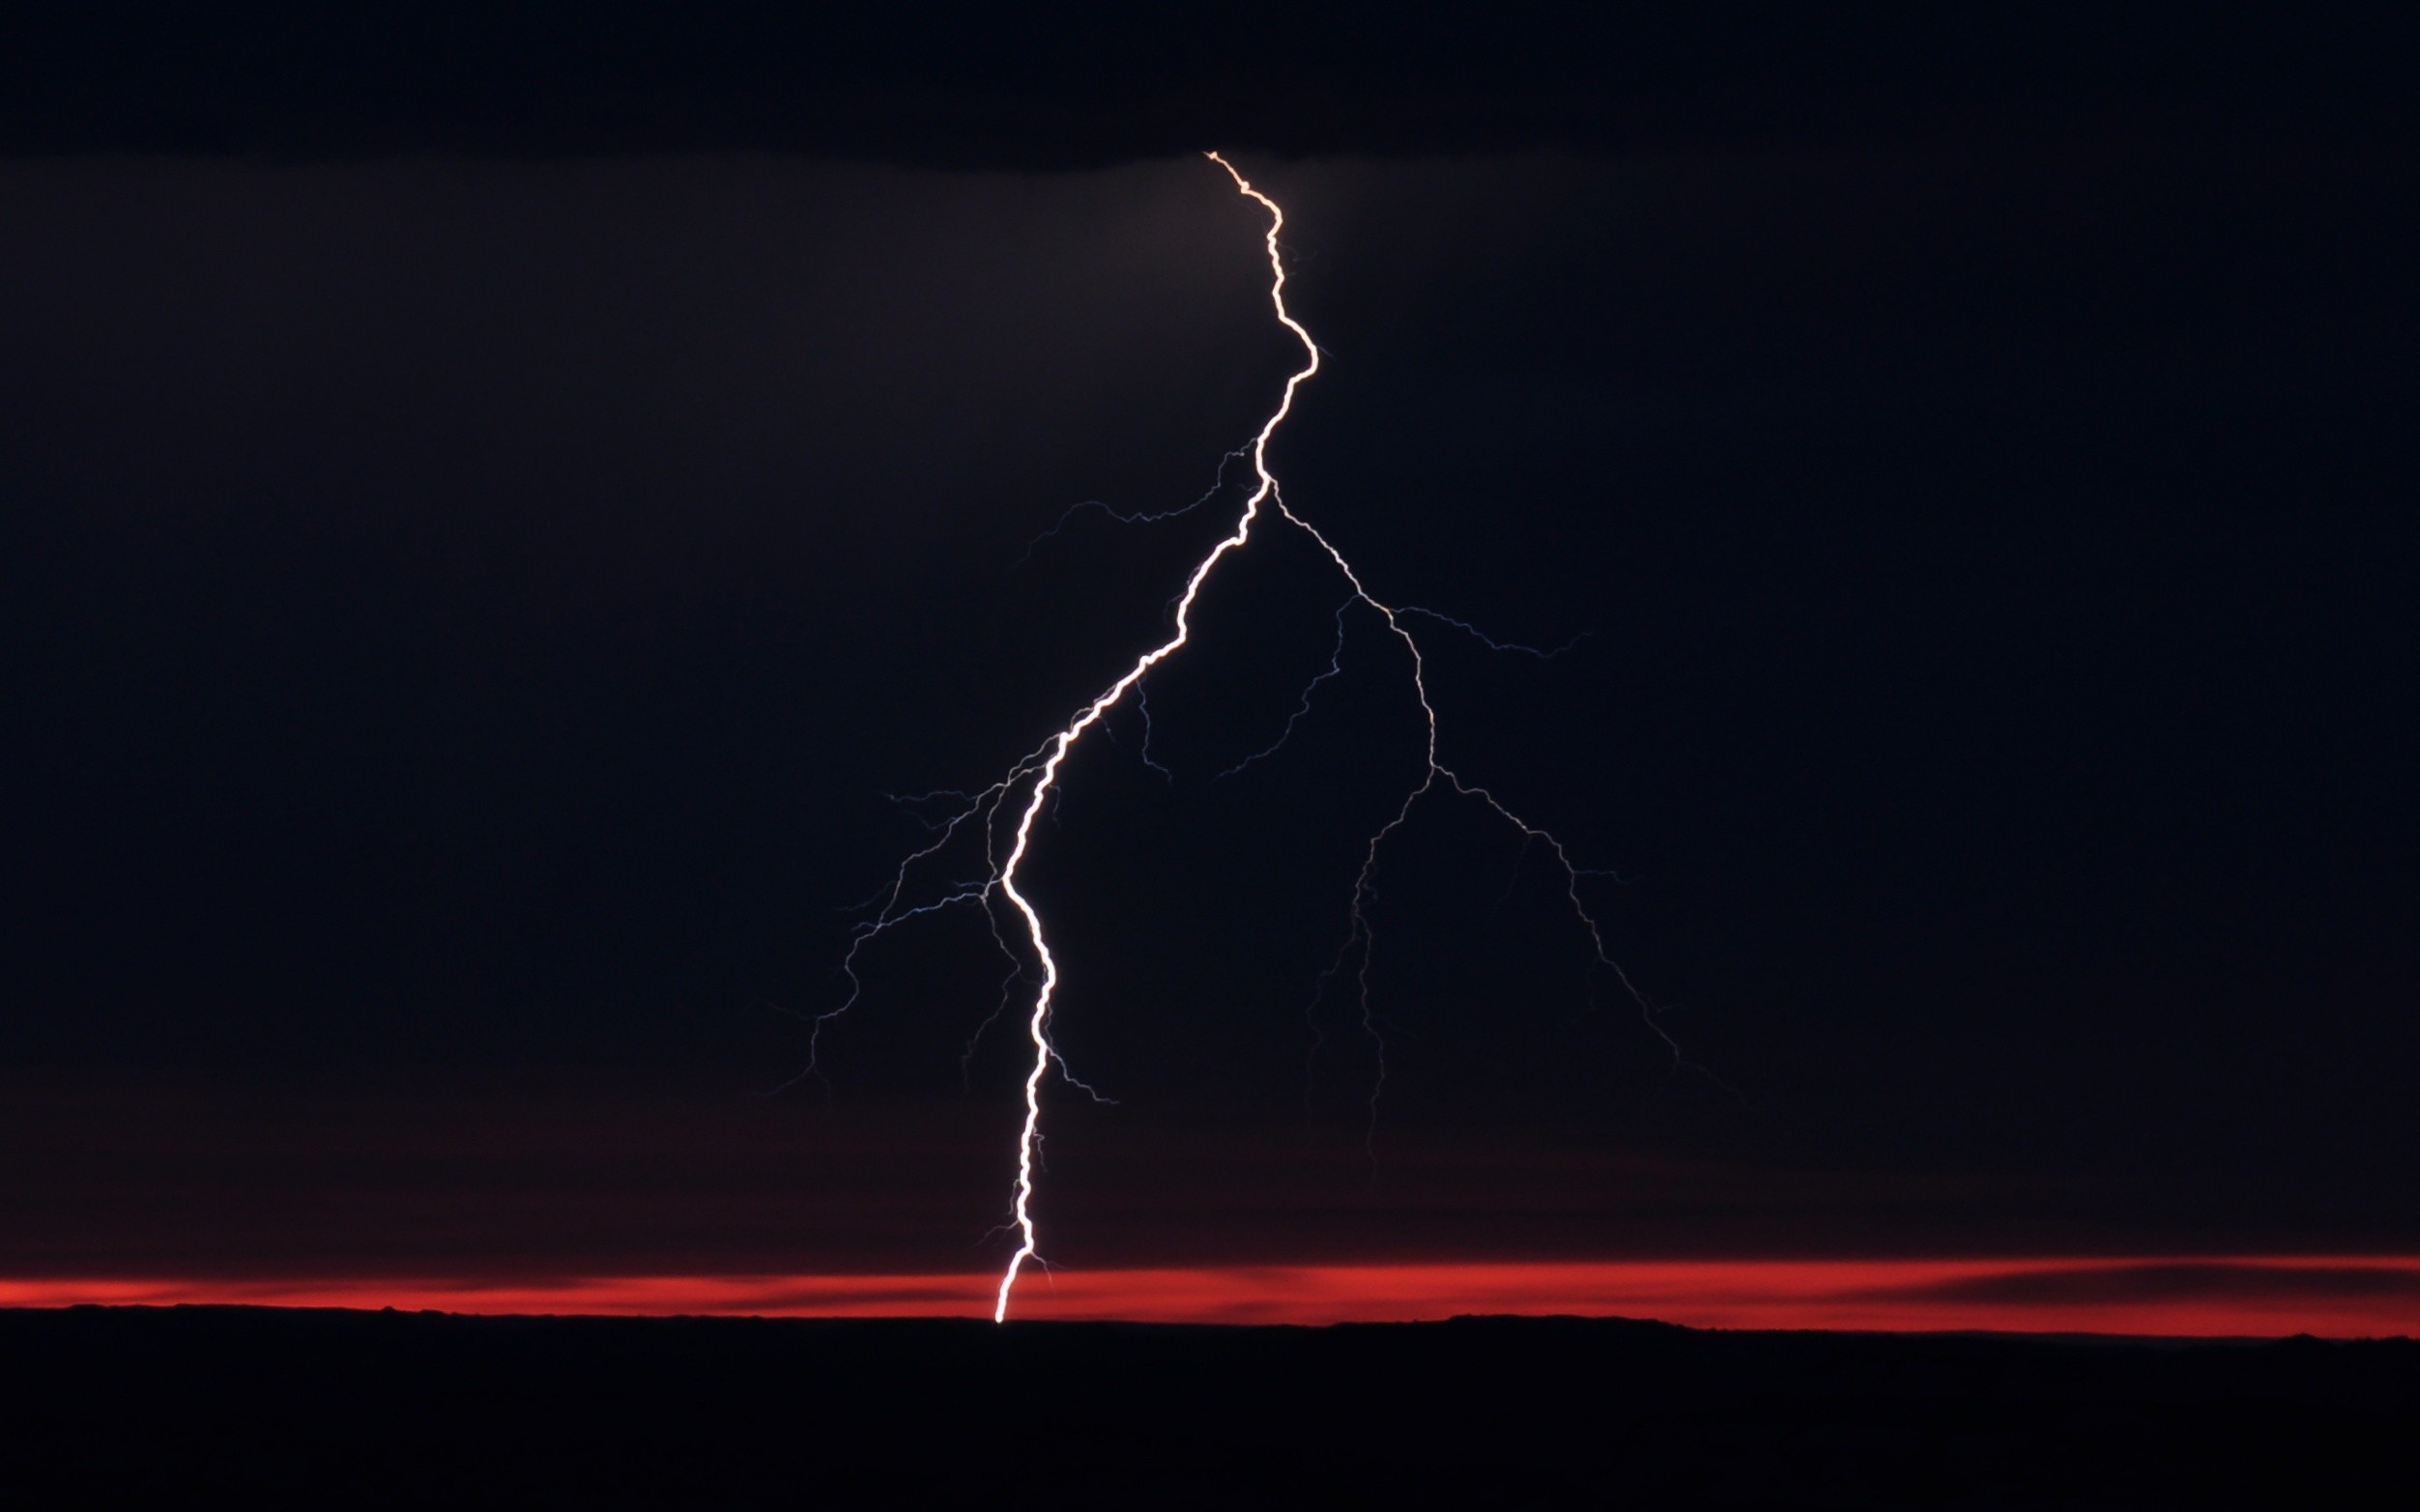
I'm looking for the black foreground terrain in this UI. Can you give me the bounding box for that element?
[2,1307,2413,1508]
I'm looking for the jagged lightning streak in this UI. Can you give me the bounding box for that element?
[821,153,1668,1322]
[970,154,1316,1321]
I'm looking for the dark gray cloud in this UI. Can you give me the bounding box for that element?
[5,7,2411,164]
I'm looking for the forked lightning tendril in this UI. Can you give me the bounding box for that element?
[813,153,1670,1322]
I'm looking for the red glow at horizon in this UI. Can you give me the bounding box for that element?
[7,1258,2416,1338]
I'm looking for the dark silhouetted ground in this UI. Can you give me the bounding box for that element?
[1,1307,2413,1507]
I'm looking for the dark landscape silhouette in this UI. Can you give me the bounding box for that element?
[4,1307,2414,1506]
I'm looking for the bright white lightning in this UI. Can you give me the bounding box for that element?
[815,153,1670,1323]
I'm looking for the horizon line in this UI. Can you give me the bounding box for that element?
[8,1256,2417,1339]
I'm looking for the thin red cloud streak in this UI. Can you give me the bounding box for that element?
[7,1258,2417,1337]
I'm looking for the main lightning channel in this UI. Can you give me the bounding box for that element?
[818,154,1665,1322]
[984,153,1313,1321]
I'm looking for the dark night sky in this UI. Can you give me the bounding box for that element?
[2,8,2415,1281]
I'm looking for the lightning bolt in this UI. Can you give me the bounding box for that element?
[816,153,1671,1323]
